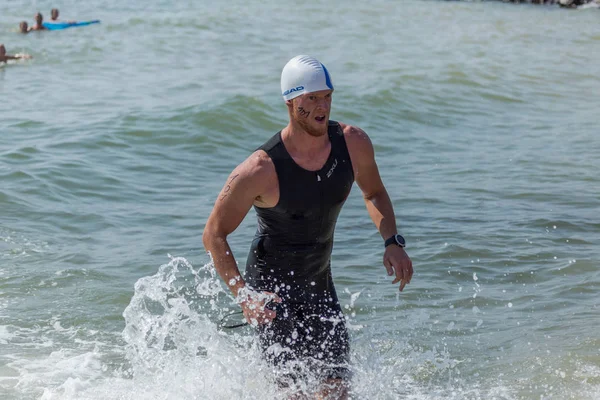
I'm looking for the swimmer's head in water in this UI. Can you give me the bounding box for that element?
[35,12,43,24]
[0,44,5,56]
[51,8,59,20]
[280,55,334,101]
[19,21,29,33]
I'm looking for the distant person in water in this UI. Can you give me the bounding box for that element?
[0,44,33,63]
[50,8,60,21]
[49,8,76,24]
[30,12,48,31]
[19,21,30,34]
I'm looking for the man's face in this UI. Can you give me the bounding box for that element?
[51,9,59,20]
[35,13,43,24]
[289,89,333,137]
[0,45,6,57]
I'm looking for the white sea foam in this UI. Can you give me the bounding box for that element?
[6,255,598,399]
[0,325,13,344]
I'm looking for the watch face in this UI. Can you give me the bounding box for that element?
[396,235,406,246]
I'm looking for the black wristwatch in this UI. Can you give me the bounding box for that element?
[385,234,406,248]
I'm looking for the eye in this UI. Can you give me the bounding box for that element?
[309,96,316,101]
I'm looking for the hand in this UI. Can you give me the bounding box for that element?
[383,245,413,291]
[239,292,281,326]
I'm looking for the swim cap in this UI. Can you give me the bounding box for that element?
[280,55,334,101]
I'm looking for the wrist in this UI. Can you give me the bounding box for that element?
[227,276,246,298]
[384,234,406,248]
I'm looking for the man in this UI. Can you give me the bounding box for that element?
[19,21,30,34]
[202,55,413,399]
[49,8,75,24]
[50,8,60,21]
[0,44,32,63]
[30,12,48,31]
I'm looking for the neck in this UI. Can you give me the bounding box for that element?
[281,120,329,154]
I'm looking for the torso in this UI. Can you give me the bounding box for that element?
[245,120,355,302]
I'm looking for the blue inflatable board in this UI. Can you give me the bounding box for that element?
[42,20,100,30]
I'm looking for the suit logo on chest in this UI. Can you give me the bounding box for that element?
[326,158,338,178]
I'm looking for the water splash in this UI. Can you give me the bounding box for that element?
[34,256,541,399]
[120,255,279,397]
[117,256,476,399]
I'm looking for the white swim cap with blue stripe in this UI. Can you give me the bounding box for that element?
[281,55,334,101]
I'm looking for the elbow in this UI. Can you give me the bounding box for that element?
[201,229,210,250]
[363,192,376,202]
[202,226,215,250]
[202,224,227,251]
[363,186,387,202]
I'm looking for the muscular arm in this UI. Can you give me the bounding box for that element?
[202,171,248,298]
[202,152,270,297]
[343,124,413,291]
[356,155,397,241]
[202,151,279,323]
[344,125,396,238]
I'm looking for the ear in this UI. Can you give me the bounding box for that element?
[285,99,293,109]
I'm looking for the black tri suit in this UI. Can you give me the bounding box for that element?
[245,120,354,381]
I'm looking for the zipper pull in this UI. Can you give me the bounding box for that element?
[317,174,321,181]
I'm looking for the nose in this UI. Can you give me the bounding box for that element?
[317,98,330,111]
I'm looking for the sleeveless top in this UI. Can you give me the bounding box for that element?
[245,121,354,302]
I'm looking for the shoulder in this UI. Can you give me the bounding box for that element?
[241,149,274,175]
[222,149,278,207]
[231,150,276,190]
[337,122,375,161]
[339,122,370,139]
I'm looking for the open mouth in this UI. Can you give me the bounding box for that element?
[315,115,326,123]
